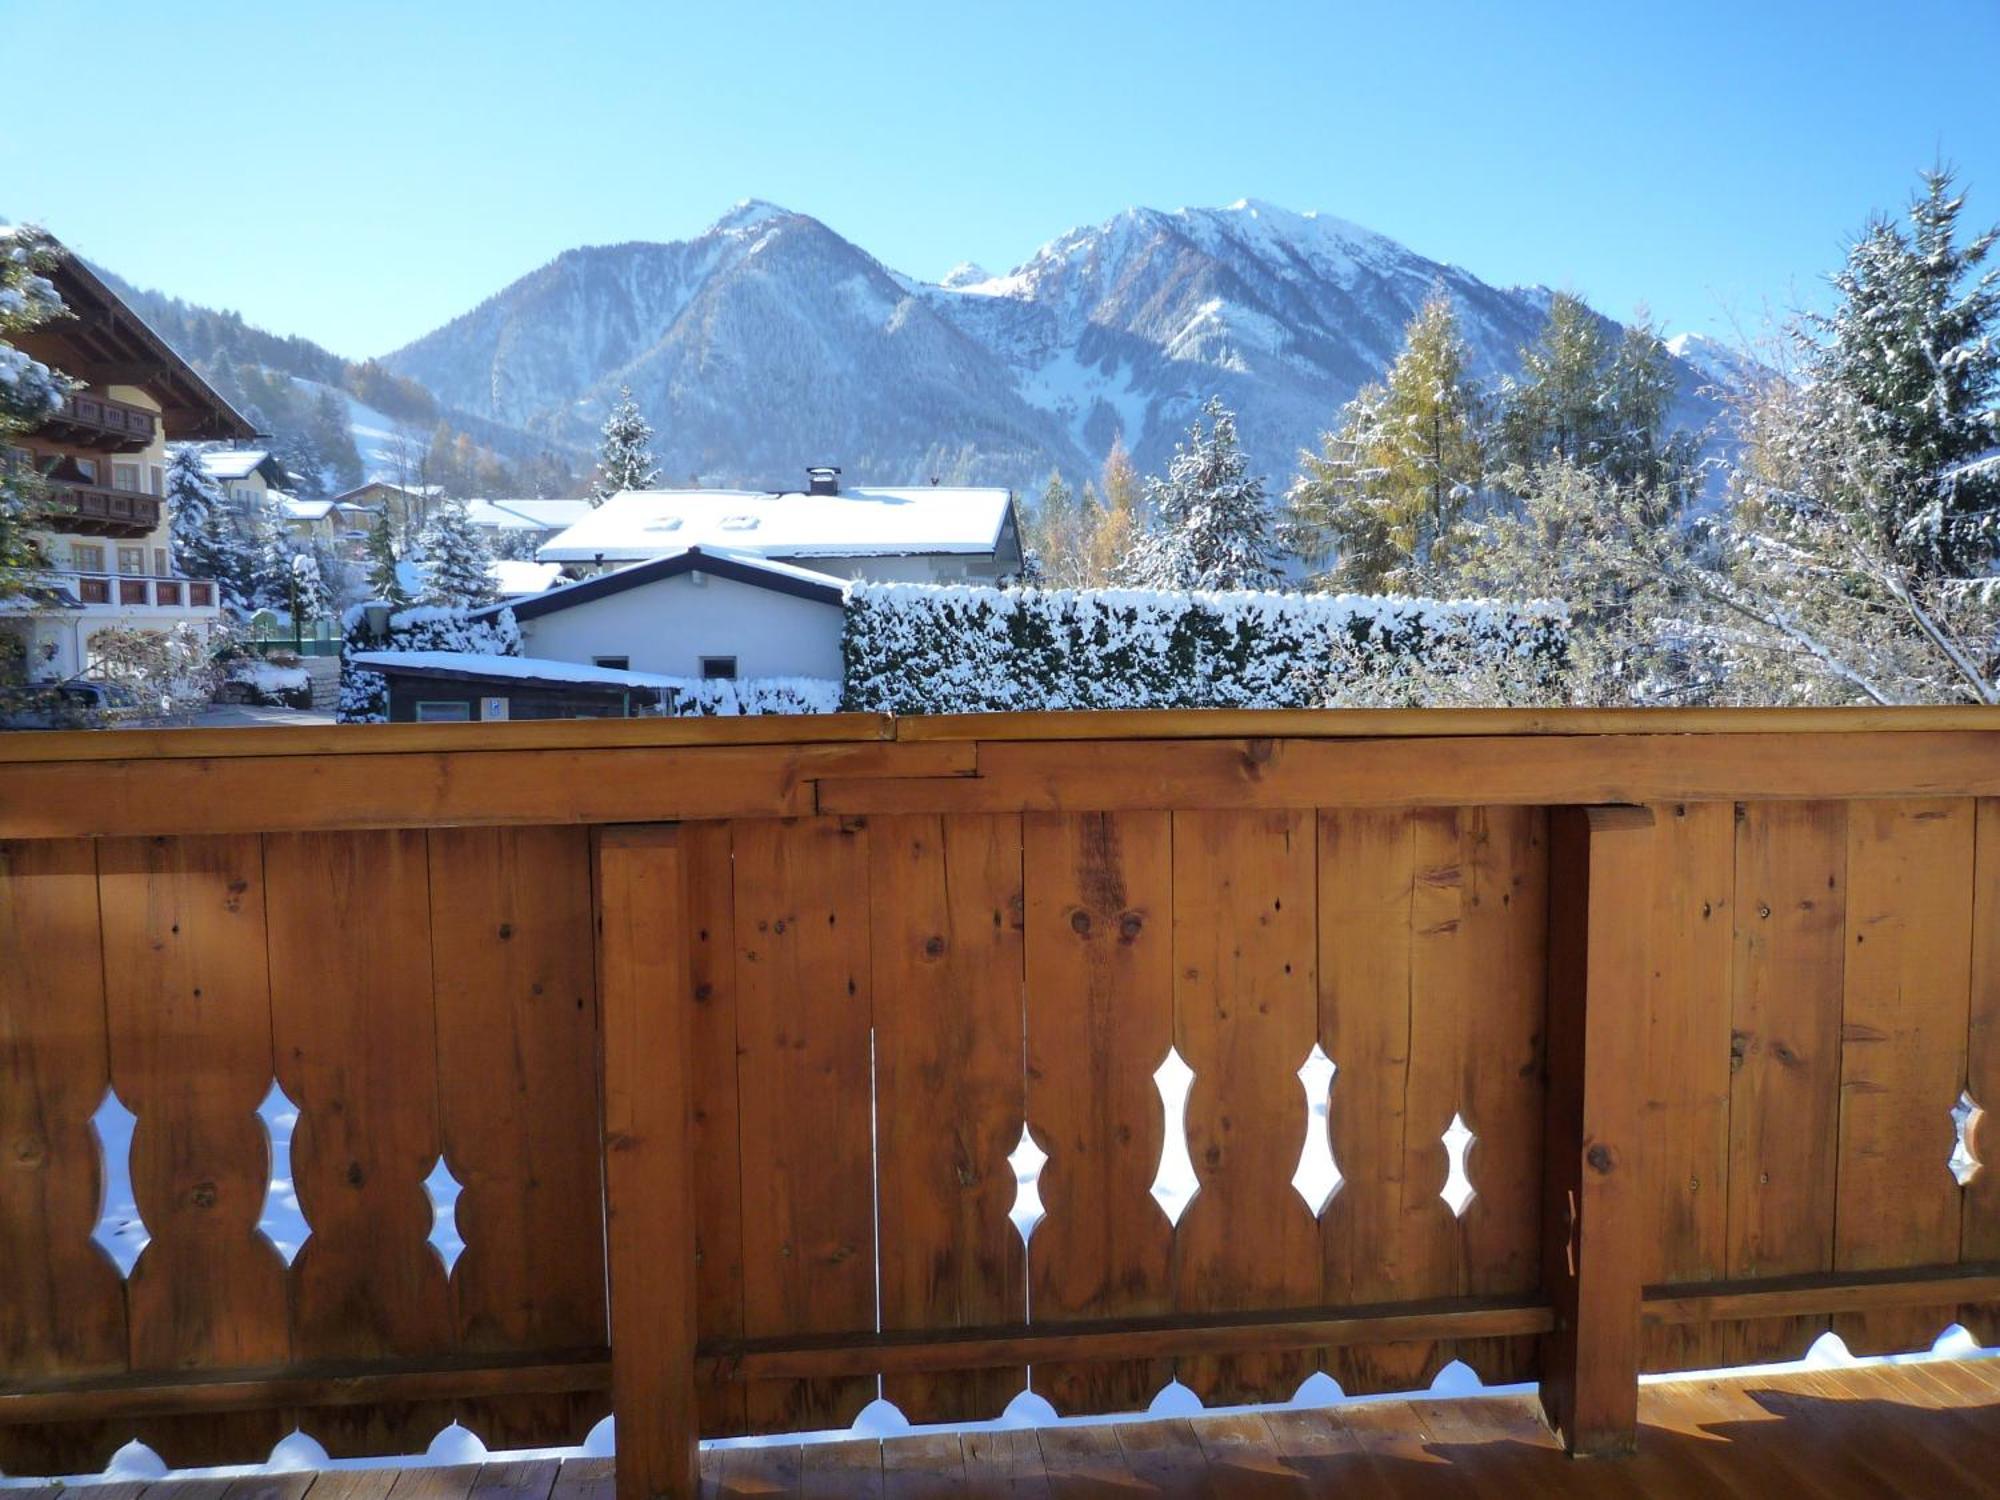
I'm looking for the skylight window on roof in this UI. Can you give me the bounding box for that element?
[719,515,761,531]
[642,517,684,532]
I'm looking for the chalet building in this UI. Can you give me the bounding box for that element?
[196,447,289,508]
[1,236,254,682]
[537,467,1023,584]
[326,479,445,542]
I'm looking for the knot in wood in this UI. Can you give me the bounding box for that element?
[1586,1143,1615,1174]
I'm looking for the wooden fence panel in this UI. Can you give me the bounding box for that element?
[1021,811,1175,1416]
[100,835,291,1467]
[428,827,608,1450]
[266,830,455,1457]
[1170,809,1320,1406]
[1447,806,1547,1385]
[0,839,127,1476]
[681,823,750,1437]
[1833,799,1976,1356]
[1638,803,1735,1373]
[1724,801,1847,1364]
[732,817,877,1433]
[870,814,1027,1423]
[1964,799,2000,1344]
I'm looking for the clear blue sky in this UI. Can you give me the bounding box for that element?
[6,0,1995,360]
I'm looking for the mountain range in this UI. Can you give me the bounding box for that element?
[382,198,1731,493]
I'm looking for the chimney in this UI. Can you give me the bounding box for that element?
[806,465,841,496]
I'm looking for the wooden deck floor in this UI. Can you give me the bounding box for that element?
[29,1357,2000,1499]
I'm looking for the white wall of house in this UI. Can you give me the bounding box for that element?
[518,570,844,680]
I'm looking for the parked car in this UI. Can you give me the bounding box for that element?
[0,677,144,730]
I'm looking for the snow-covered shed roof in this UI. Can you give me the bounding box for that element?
[537,485,1016,564]
[351,650,682,693]
[197,448,284,484]
[279,497,335,522]
[465,498,594,532]
[479,545,846,623]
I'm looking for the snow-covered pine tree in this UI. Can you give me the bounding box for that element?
[363,509,409,606]
[415,497,496,607]
[165,446,237,589]
[1497,292,1612,471]
[0,227,70,604]
[1804,168,2000,577]
[590,385,660,505]
[1122,397,1282,591]
[1287,289,1485,590]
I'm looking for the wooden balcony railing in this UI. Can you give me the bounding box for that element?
[36,391,158,452]
[0,709,1995,1497]
[41,482,163,538]
[51,570,217,610]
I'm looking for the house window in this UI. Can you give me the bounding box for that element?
[415,700,473,723]
[74,457,98,483]
[113,462,141,492]
[70,543,105,573]
[149,465,164,495]
[700,655,738,681]
[154,548,169,576]
[117,546,145,576]
[593,655,631,671]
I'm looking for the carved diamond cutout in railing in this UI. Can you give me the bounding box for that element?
[1150,1045,1199,1228]
[1007,1123,1049,1246]
[1441,1111,1477,1218]
[256,1078,307,1265]
[1291,1043,1342,1217]
[424,1154,466,1274]
[1950,1090,1983,1187]
[89,1086,147,1277]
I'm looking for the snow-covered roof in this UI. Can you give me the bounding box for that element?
[280,497,335,522]
[465,498,594,532]
[198,449,275,482]
[490,544,846,622]
[352,650,682,691]
[490,559,563,597]
[538,485,1015,563]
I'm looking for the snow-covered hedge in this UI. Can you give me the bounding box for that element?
[842,582,1568,713]
[658,676,841,717]
[228,660,312,710]
[337,602,521,723]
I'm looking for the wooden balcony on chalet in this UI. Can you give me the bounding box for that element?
[50,569,218,610]
[34,390,160,451]
[41,480,162,537]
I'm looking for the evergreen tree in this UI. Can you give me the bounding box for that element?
[1498,291,1618,470]
[1600,315,1696,505]
[1087,440,1140,582]
[1123,397,1282,591]
[364,510,409,607]
[1803,168,2000,575]
[165,447,235,585]
[0,227,69,603]
[1287,290,1486,590]
[590,386,660,505]
[415,498,496,608]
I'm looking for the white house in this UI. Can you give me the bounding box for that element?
[464,497,593,551]
[537,468,1022,584]
[482,545,847,682]
[197,448,288,507]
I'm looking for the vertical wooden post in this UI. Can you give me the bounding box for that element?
[595,825,700,1500]
[1540,805,1653,1457]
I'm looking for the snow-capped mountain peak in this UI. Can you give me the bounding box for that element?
[939,261,995,289]
[710,198,796,235]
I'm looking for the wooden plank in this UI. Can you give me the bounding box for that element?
[0,741,972,840]
[1834,799,1977,1355]
[1316,808,1453,1395]
[1446,806,1548,1387]
[731,817,876,1433]
[1540,806,1652,1456]
[869,814,1026,1423]
[468,1460,561,1500]
[1170,809,1320,1406]
[265,829,454,1458]
[98,835,291,1468]
[818,732,2000,816]
[880,1431,965,1498]
[1021,811,1174,1415]
[428,827,607,1450]
[1637,803,1736,1374]
[716,1440,803,1496]
[1111,1418,1216,1500]
[680,823,749,1437]
[959,1428,1049,1496]
[0,839,128,1477]
[694,1297,1553,1379]
[548,1459,615,1500]
[595,826,700,1500]
[797,1440,883,1499]
[1644,1262,2000,1323]
[1965,798,2000,1344]
[0,714,895,763]
[0,1353,611,1425]
[887,706,2000,744]
[1725,800,1847,1364]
